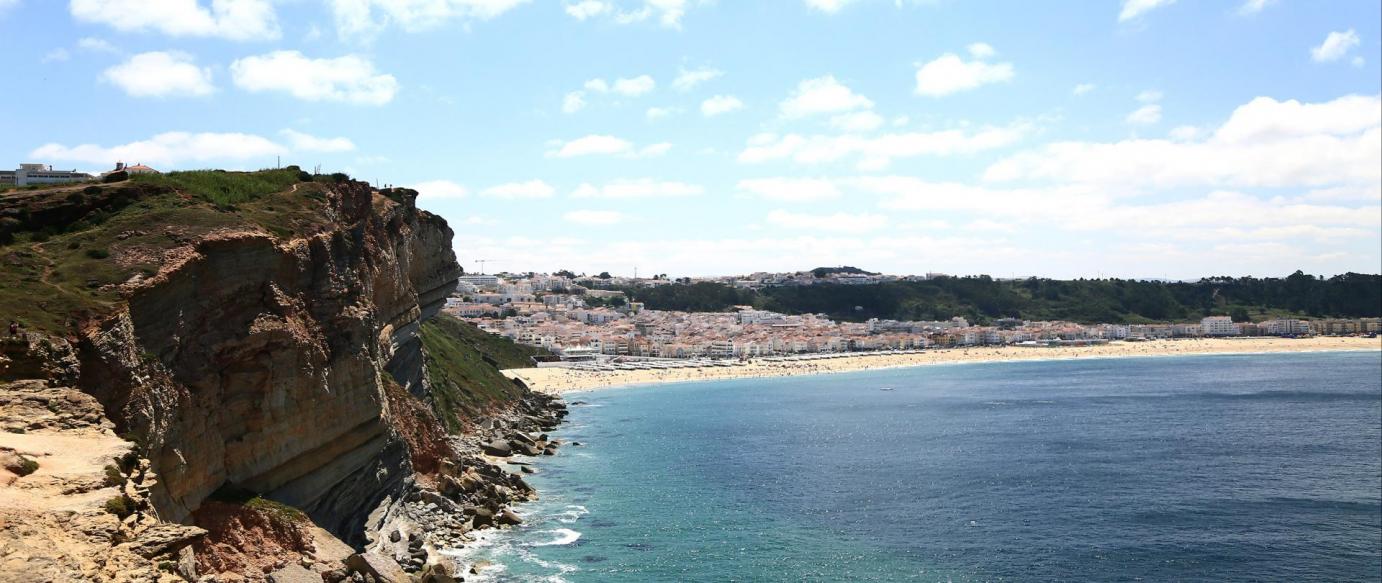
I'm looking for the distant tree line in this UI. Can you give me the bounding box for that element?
[618,271,1381,324]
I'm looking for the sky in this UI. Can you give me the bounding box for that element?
[2,0,1379,279]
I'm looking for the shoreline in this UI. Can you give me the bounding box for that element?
[504,337,1381,395]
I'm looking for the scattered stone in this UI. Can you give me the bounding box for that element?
[481,440,511,457]
[267,564,320,583]
[498,509,523,526]
[346,551,409,583]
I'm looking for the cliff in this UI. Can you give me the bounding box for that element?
[0,170,560,582]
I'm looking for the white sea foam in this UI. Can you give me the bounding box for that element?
[528,528,582,546]
[555,505,589,524]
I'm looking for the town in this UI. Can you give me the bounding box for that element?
[444,271,1382,362]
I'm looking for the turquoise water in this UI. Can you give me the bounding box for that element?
[454,351,1382,582]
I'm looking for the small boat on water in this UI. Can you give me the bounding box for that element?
[880,387,894,391]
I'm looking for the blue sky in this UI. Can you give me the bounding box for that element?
[2,0,1379,279]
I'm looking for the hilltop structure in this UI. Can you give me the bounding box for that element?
[0,163,93,187]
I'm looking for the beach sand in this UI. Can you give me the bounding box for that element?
[504,337,1382,395]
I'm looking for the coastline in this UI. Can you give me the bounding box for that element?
[504,337,1382,395]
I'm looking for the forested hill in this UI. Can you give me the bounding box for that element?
[619,271,1382,325]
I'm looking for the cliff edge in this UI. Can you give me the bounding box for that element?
[0,170,561,582]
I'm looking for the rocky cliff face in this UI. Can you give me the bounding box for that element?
[71,183,461,542]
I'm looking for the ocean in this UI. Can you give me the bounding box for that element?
[452,351,1382,582]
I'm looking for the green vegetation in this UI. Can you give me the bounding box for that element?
[14,456,38,477]
[104,495,134,518]
[131,168,303,207]
[0,169,343,334]
[810,265,878,278]
[208,484,307,525]
[419,314,551,433]
[623,271,1382,324]
[103,464,124,487]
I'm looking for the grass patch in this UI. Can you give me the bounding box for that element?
[132,168,302,207]
[0,169,343,334]
[419,314,552,432]
[207,484,306,525]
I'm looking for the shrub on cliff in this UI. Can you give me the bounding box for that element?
[104,495,133,518]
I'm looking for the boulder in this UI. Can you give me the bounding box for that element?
[498,509,523,526]
[345,551,409,583]
[267,564,320,583]
[421,563,460,583]
[482,440,511,457]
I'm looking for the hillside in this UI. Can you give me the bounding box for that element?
[625,273,1382,324]
[420,314,552,433]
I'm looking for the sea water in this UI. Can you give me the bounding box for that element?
[453,351,1382,582]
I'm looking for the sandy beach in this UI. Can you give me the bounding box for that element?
[504,337,1381,395]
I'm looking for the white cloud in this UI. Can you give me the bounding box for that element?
[1237,0,1272,15]
[77,37,118,53]
[673,66,722,91]
[803,0,858,13]
[562,91,586,113]
[230,51,398,105]
[645,106,680,120]
[914,50,1014,97]
[985,94,1382,190]
[1311,29,1360,63]
[101,52,215,98]
[1072,83,1096,96]
[967,42,996,59]
[611,75,655,96]
[70,0,280,41]
[565,74,655,112]
[564,0,690,27]
[779,75,874,118]
[42,49,71,63]
[30,131,285,167]
[480,180,555,199]
[279,129,355,152]
[548,135,671,158]
[571,179,702,199]
[1168,125,1200,141]
[739,123,1030,170]
[1213,94,1380,143]
[0,0,18,12]
[1118,0,1174,22]
[1126,104,1162,125]
[1136,89,1163,102]
[829,111,885,132]
[700,95,744,116]
[737,177,841,202]
[564,210,627,225]
[564,0,610,19]
[329,0,529,39]
[766,209,887,233]
[412,180,469,200]
[1352,56,1366,68]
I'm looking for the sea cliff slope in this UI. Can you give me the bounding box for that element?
[0,170,561,582]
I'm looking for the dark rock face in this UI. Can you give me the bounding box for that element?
[74,181,461,545]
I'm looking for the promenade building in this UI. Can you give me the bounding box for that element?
[1200,316,1240,336]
